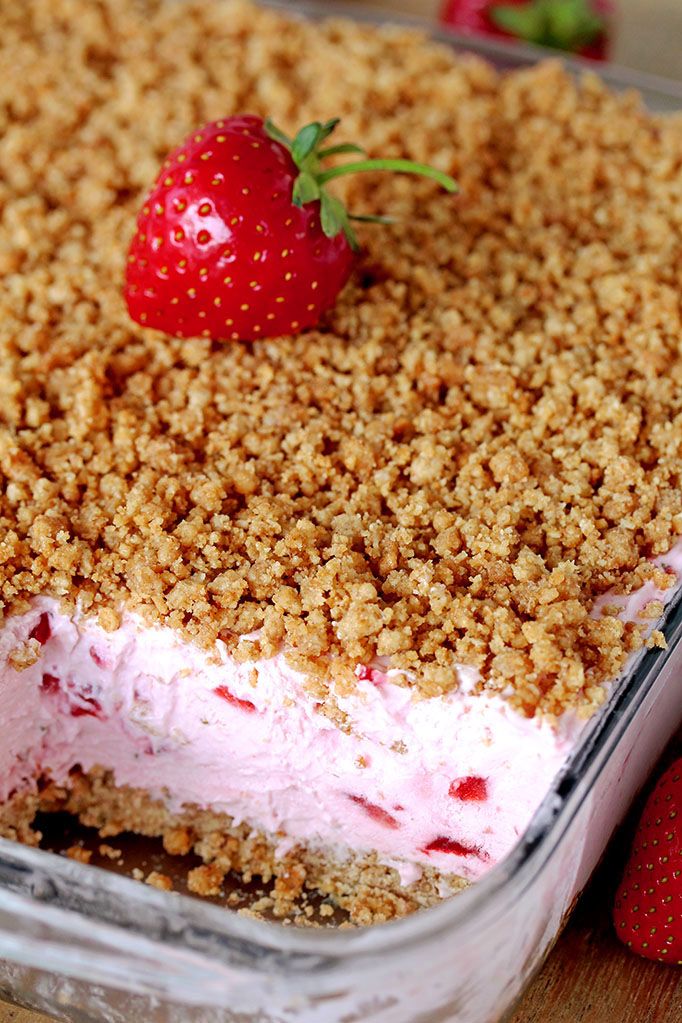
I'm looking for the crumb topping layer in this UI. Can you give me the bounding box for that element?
[1,0,681,716]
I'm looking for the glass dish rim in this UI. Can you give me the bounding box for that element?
[2,0,682,977]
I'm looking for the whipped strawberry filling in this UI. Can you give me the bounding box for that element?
[0,542,680,886]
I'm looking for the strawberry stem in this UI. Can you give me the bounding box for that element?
[264,116,458,251]
[317,159,458,193]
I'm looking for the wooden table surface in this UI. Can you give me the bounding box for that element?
[2,1,681,1021]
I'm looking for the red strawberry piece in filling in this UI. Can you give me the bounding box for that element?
[66,680,104,718]
[214,685,257,713]
[422,835,488,859]
[348,794,400,830]
[69,699,103,719]
[30,613,51,646]
[40,672,103,718]
[89,646,110,669]
[40,673,60,695]
[449,775,488,801]
[355,664,388,685]
[125,116,456,342]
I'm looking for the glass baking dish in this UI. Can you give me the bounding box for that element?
[2,5,682,1022]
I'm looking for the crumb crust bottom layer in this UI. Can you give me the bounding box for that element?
[0,769,466,925]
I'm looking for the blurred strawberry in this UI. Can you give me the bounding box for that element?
[613,759,682,963]
[440,0,614,61]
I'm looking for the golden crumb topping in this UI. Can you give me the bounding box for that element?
[1,0,681,717]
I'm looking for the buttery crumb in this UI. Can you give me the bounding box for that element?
[162,826,195,857]
[187,863,225,896]
[98,843,122,860]
[250,895,275,915]
[273,858,307,916]
[638,600,665,621]
[647,630,667,650]
[7,639,41,672]
[0,0,681,720]
[65,844,92,864]
[145,870,174,892]
[97,609,122,634]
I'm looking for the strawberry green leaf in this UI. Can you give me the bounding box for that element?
[348,213,396,225]
[318,117,341,142]
[263,118,292,148]
[550,0,603,47]
[320,192,359,251]
[318,143,367,159]
[292,122,324,165]
[292,171,321,206]
[491,0,604,51]
[491,4,544,42]
[319,191,345,237]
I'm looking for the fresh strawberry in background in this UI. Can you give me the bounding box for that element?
[125,116,456,342]
[613,759,682,963]
[440,0,614,61]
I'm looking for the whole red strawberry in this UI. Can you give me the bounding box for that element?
[440,0,614,61]
[613,759,682,963]
[125,116,456,342]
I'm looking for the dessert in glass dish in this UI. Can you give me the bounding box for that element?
[1,0,682,933]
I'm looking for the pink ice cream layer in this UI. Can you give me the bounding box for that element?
[1,544,681,886]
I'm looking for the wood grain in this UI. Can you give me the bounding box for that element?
[509,847,682,1022]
